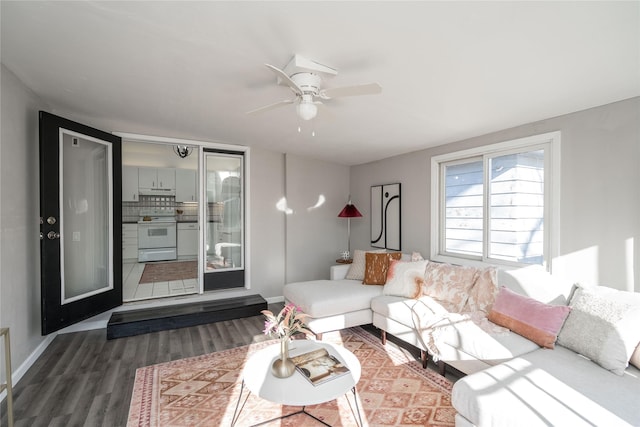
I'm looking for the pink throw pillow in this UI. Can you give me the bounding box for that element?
[488,286,571,349]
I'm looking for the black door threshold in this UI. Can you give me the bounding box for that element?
[106,294,267,339]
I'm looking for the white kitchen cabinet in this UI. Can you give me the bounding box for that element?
[122,166,139,201]
[175,169,197,202]
[177,223,198,258]
[122,224,138,261]
[157,168,175,189]
[138,167,175,192]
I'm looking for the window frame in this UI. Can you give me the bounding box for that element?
[430,131,561,271]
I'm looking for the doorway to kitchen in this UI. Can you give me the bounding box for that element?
[121,140,200,302]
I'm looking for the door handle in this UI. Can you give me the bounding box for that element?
[47,231,60,240]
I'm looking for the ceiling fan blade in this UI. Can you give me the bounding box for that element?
[265,64,303,96]
[319,82,382,100]
[246,99,295,115]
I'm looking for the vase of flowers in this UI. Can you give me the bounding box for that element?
[261,304,310,378]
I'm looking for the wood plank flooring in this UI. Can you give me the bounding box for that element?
[0,303,459,427]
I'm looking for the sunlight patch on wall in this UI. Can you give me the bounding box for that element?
[553,245,599,286]
[276,197,293,215]
[306,194,325,212]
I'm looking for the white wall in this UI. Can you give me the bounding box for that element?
[351,97,640,292]
[285,154,350,283]
[0,65,50,377]
[247,148,286,298]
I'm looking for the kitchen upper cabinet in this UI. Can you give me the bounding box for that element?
[122,166,139,201]
[138,167,175,193]
[176,169,197,202]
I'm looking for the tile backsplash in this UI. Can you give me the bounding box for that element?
[123,195,198,222]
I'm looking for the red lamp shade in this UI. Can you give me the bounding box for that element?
[338,203,363,218]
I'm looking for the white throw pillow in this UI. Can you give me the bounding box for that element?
[346,249,385,281]
[557,285,640,375]
[383,260,429,298]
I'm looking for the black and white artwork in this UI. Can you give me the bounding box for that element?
[370,183,401,251]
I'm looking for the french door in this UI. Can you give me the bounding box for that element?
[39,112,122,335]
[203,150,245,291]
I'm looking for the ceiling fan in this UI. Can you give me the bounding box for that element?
[247,55,382,121]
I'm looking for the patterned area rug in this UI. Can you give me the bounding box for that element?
[127,327,454,426]
[139,261,197,284]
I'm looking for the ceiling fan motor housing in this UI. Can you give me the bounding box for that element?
[290,73,322,95]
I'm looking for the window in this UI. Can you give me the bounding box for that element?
[431,132,560,269]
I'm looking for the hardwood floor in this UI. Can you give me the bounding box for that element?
[1,303,459,427]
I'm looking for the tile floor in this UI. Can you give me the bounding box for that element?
[123,261,199,302]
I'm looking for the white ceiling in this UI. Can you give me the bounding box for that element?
[2,1,639,165]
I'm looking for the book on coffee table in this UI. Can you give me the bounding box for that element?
[290,347,351,386]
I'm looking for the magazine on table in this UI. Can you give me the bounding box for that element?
[290,347,351,386]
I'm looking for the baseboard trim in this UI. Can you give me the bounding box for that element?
[0,332,56,402]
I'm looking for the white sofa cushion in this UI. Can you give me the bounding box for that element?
[371,295,450,328]
[497,266,573,304]
[283,279,382,318]
[452,345,640,427]
[371,295,539,363]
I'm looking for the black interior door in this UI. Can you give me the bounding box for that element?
[39,111,122,335]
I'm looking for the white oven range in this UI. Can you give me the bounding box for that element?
[137,216,177,262]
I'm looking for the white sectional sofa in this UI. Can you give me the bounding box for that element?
[283,257,640,426]
[283,264,384,339]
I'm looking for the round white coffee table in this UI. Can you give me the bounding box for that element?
[231,339,362,426]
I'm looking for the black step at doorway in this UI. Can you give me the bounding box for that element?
[106,294,267,339]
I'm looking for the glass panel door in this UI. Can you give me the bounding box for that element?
[61,131,113,303]
[204,151,244,290]
[39,111,121,335]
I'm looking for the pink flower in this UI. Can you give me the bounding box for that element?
[261,305,310,338]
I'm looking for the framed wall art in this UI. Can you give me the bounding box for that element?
[370,183,401,251]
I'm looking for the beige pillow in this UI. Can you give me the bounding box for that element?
[464,266,499,313]
[363,252,402,285]
[557,286,640,375]
[345,249,385,281]
[383,259,429,298]
[421,262,480,312]
[630,343,640,369]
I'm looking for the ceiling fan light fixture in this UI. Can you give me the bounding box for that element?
[296,101,317,121]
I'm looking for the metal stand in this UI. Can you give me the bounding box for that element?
[0,328,13,427]
[231,381,363,427]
